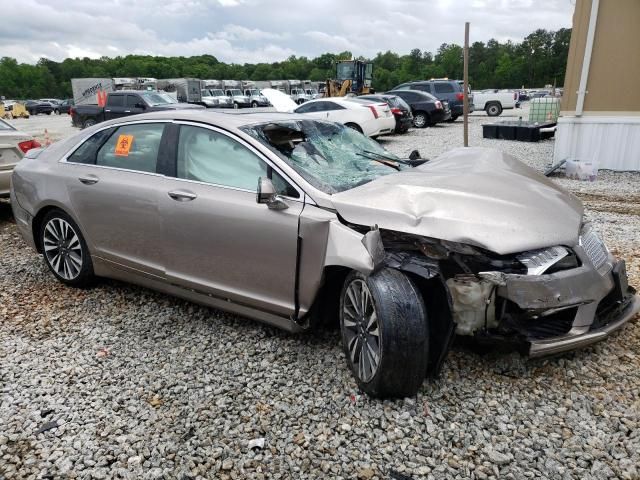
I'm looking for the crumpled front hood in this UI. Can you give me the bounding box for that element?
[331,147,584,255]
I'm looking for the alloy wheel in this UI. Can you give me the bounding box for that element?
[43,218,83,280]
[414,114,426,128]
[342,279,381,383]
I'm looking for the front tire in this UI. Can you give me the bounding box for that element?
[40,210,95,288]
[233,102,239,109]
[340,269,429,398]
[251,101,258,108]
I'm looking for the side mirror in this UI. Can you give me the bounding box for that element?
[256,177,288,210]
[135,102,146,109]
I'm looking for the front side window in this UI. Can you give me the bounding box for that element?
[106,95,125,107]
[126,95,141,107]
[176,126,298,197]
[95,123,164,173]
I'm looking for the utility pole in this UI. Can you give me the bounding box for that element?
[463,22,470,147]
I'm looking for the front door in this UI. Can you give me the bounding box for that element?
[160,123,303,316]
[62,122,167,277]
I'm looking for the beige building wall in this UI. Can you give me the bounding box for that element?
[562,0,640,115]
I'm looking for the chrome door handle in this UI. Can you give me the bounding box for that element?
[124,110,131,113]
[168,190,197,201]
[105,109,111,112]
[78,175,99,185]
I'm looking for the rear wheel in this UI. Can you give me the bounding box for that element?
[345,123,363,133]
[83,119,96,129]
[233,102,239,109]
[486,102,503,116]
[251,101,258,108]
[340,269,429,398]
[40,210,95,288]
[413,111,429,128]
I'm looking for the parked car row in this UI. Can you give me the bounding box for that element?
[1,99,75,116]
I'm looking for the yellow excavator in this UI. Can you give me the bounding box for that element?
[324,60,374,97]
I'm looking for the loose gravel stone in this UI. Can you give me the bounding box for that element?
[1,106,639,479]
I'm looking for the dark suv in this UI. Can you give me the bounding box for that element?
[390,79,473,121]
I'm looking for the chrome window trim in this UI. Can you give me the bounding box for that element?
[173,120,309,204]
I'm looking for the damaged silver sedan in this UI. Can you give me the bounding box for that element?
[11,110,639,398]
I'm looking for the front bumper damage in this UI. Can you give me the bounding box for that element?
[374,227,639,359]
[452,244,639,357]
[497,254,639,357]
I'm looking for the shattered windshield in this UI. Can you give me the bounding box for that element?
[241,120,403,194]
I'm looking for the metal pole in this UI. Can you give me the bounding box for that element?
[463,22,470,147]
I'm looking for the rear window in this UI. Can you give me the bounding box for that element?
[433,83,456,93]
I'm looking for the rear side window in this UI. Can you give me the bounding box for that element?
[106,95,125,107]
[433,83,455,93]
[95,123,164,173]
[410,84,431,93]
[397,91,419,102]
[66,128,116,164]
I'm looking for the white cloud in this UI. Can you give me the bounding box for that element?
[0,0,574,64]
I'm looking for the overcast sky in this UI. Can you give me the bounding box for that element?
[0,0,575,64]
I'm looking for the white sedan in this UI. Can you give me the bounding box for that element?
[0,118,41,197]
[261,89,396,138]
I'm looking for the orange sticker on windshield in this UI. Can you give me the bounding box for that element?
[114,135,134,156]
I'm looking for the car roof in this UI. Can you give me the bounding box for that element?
[95,109,313,129]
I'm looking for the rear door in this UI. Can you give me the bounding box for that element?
[62,121,167,278]
[104,94,127,120]
[159,122,304,316]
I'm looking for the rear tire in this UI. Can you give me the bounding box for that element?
[233,102,239,109]
[251,101,258,108]
[340,269,429,398]
[413,111,429,128]
[486,102,503,116]
[40,210,95,288]
[345,123,363,133]
[83,119,96,129]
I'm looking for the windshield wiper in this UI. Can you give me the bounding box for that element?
[356,152,401,170]
[362,150,429,167]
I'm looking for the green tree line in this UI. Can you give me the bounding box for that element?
[0,28,570,99]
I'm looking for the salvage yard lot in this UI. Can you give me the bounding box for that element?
[1,108,639,479]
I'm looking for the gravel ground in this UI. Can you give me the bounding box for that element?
[1,106,639,480]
